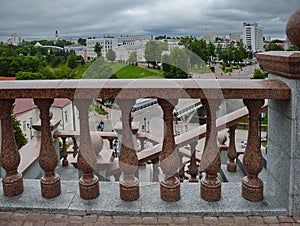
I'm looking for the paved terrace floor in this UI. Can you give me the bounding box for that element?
[0,211,299,225]
[0,179,297,226]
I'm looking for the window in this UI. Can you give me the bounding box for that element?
[22,121,27,131]
[65,111,68,122]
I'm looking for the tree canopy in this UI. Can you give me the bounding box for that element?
[106,49,116,62]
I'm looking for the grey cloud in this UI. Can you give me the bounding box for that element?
[0,0,299,41]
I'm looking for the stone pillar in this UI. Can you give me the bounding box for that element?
[158,99,180,202]
[0,99,23,197]
[75,99,99,200]
[255,8,300,214]
[116,99,139,201]
[34,99,61,199]
[189,142,199,183]
[200,99,221,202]
[227,125,238,173]
[255,10,300,214]
[242,99,264,202]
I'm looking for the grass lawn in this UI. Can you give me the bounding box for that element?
[115,64,163,79]
[107,63,128,74]
[74,62,93,78]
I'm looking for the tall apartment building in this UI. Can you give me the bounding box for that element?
[243,22,264,52]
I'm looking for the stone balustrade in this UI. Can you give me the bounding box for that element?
[0,78,292,208]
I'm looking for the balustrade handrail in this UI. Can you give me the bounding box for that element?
[0,79,290,100]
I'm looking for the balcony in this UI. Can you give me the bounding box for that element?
[0,75,297,217]
[0,9,300,223]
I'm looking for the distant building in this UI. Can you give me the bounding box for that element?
[284,39,292,50]
[13,99,79,140]
[7,33,22,46]
[118,35,154,46]
[86,38,118,60]
[200,32,216,43]
[114,45,146,63]
[243,22,264,52]
[86,35,154,61]
[64,44,88,61]
[229,33,241,43]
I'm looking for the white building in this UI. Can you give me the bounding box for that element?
[7,33,22,46]
[64,44,88,62]
[200,32,216,43]
[14,99,79,140]
[86,38,119,60]
[229,33,241,43]
[86,35,154,61]
[118,35,154,46]
[243,22,264,52]
[114,45,146,63]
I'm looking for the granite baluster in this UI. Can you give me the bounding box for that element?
[34,99,61,198]
[158,98,180,202]
[227,125,238,172]
[75,99,99,200]
[0,99,24,197]
[117,99,139,201]
[200,99,221,202]
[242,99,264,202]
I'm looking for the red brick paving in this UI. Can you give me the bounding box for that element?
[0,212,299,225]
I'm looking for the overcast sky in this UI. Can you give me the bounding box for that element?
[0,0,299,42]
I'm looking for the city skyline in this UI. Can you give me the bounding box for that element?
[0,0,299,42]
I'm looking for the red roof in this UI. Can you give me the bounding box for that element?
[14,99,37,116]
[52,99,72,108]
[13,98,72,116]
[0,76,16,80]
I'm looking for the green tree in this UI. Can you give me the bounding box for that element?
[265,43,284,51]
[144,41,167,67]
[106,49,116,62]
[288,46,299,51]
[163,48,189,79]
[16,71,44,80]
[12,116,28,149]
[67,53,77,69]
[94,42,102,57]
[78,38,87,46]
[128,51,137,64]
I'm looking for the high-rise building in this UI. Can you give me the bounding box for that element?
[243,22,264,52]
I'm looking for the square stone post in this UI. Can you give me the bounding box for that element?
[257,51,300,216]
[255,9,300,215]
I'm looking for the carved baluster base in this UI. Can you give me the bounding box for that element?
[79,175,100,200]
[201,177,221,202]
[227,162,237,173]
[242,177,263,202]
[2,174,23,197]
[120,181,139,201]
[160,177,180,202]
[41,174,61,198]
